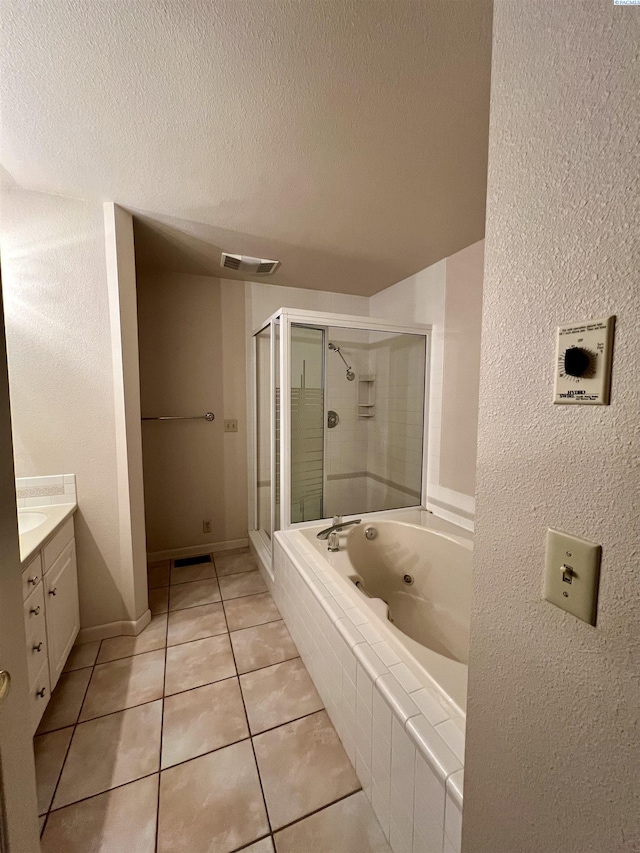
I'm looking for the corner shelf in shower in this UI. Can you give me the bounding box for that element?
[357,375,375,418]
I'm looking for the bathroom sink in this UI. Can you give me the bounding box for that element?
[18,510,48,534]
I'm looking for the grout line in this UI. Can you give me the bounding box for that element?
[155,590,170,852]
[235,654,300,678]
[42,637,103,826]
[270,786,364,836]
[248,705,326,740]
[46,770,160,815]
[230,833,274,853]
[226,618,274,838]
[225,615,283,633]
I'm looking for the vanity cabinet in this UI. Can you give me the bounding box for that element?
[21,515,79,731]
[44,540,79,688]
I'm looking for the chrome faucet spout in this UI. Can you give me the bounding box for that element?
[316,519,362,540]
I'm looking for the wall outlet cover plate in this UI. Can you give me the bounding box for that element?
[553,316,615,405]
[544,528,601,625]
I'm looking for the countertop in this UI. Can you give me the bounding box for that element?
[19,502,77,565]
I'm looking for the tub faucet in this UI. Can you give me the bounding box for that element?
[316,518,361,541]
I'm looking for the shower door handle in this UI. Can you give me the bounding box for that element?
[327,411,339,429]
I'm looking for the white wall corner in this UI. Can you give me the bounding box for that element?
[103,202,148,621]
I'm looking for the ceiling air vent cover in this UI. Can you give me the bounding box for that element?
[220,253,280,275]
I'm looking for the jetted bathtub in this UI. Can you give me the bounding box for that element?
[298,516,473,713]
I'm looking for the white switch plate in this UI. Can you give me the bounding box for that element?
[224,419,238,433]
[544,528,601,625]
[553,316,615,405]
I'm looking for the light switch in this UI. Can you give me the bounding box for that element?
[223,419,238,433]
[544,529,602,625]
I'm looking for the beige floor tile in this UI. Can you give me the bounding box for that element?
[149,586,169,615]
[169,578,221,611]
[215,551,258,577]
[171,560,216,585]
[219,570,267,601]
[96,614,167,663]
[240,658,323,735]
[230,620,298,675]
[254,710,359,830]
[224,592,281,632]
[33,727,74,814]
[167,602,227,647]
[273,791,391,852]
[62,641,100,673]
[36,669,92,734]
[148,564,170,589]
[161,678,249,768]
[158,740,269,853]
[79,649,165,721]
[243,839,274,853]
[43,774,158,853]
[53,701,162,809]
[164,634,236,696]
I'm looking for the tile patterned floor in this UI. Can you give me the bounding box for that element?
[35,549,391,853]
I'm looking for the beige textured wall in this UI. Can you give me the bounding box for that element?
[440,240,484,497]
[0,188,127,629]
[137,273,247,553]
[464,4,640,852]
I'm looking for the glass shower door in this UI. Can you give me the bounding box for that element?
[290,325,325,523]
[255,326,272,538]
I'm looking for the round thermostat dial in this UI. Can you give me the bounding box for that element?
[564,346,591,378]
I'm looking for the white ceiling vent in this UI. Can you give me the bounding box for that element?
[220,253,280,275]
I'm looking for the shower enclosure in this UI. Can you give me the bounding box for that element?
[250,308,430,565]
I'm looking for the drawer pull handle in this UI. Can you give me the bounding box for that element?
[36,687,46,699]
[49,588,57,596]
[33,642,43,653]
[30,606,41,616]
[28,576,39,585]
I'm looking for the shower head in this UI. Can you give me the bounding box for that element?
[328,342,355,381]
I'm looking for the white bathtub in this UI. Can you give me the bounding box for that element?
[298,516,472,713]
[269,512,470,852]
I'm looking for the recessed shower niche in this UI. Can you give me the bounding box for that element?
[251,309,430,561]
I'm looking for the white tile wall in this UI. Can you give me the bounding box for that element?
[271,531,465,853]
[15,474,77,508]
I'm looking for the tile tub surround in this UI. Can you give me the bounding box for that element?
[271,531,466,853]
[35,548,391,852]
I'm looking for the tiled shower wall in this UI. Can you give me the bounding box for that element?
[325,329,425,518]
[271,533,465,853]
[366,334,425,510]
[325,329,370,517]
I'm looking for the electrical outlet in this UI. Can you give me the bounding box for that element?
[224,419,238,433]
[203,520,212,534]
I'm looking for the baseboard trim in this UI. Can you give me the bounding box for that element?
[147,538,249,562]
[77,608,151,643]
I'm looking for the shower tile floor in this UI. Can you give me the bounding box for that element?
[34,549,391,853]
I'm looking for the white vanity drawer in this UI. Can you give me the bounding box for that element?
[24,584,48,687]
[22,553,42,601]
[43,517,74,574]
[30,659,51,733]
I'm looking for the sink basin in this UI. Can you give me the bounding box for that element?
[18,511,48,535]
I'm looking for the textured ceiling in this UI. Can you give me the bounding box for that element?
[0,0,492,295]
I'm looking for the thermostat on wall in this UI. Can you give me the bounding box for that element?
[553,316,615,405]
